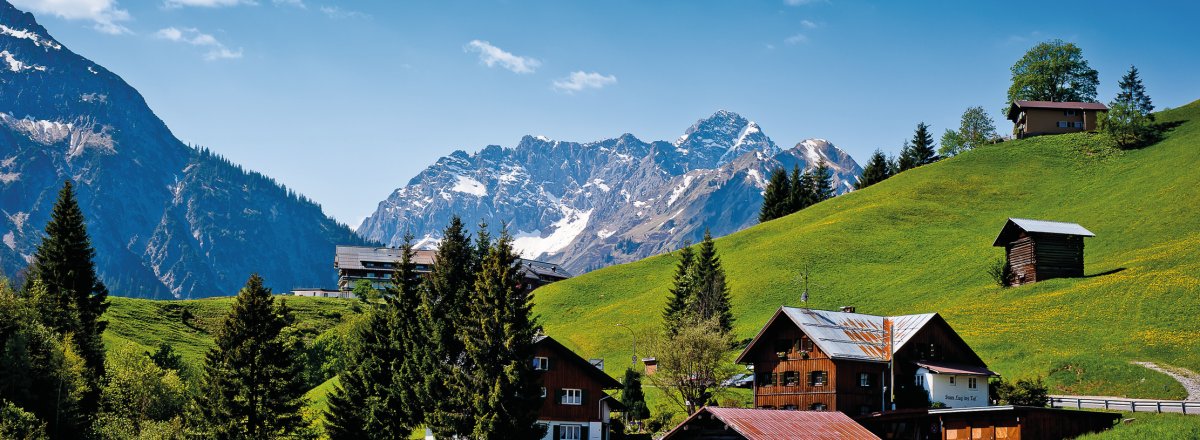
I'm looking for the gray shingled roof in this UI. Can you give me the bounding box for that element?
[992,218,1095,246]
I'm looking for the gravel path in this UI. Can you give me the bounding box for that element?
[1134,361,1200,401]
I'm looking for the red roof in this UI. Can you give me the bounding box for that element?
[1007,100,1108,120]
[914,361,998,376]
[663,407,880,440]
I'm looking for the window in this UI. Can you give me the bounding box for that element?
[1064,110,1077,116]
[782,404,798,410]
[532,357,549,371]
[916,374,924,386]
[1073,121,1084,128]
[968,377,978,389]
[949,376,956,386]
[759,371,776,387]
[774,339,791,355]
[783,371,799,386]
[809,371,828,387]
[560,425,581,440]
[810,403,827,411]
[800,337,814,352]
[562,388,582,405]
[540,387,547,398]
[1057,121,1069,128]
[859,373,872,387]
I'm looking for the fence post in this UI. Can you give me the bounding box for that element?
[1077,399,1082,409]
[1104,400,1109,410]
[1157,402,1162,413]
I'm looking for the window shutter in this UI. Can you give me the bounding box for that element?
[580,425,590,440]
[556,389,565,405]
[581,389,588,403]
[553,425,561,440]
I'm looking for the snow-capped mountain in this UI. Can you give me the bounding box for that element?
[0,2,369,298]
[357,112,862,273]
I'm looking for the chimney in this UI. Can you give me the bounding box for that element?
[840,306,856,313]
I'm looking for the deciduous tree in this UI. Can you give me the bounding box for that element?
[939,107,998,157]
[1007,39,1099,104]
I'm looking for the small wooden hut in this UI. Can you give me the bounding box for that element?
[992,218,1095,286]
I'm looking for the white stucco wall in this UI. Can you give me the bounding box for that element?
[916,367,988,408]
[536,421,604,440]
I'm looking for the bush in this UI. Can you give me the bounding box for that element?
[992,377,1050,407]
[1101,101,1155,149]
[987,258,1010,287]
[0,400,47,440]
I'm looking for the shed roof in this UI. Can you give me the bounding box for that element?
[1006,101,1109,121]
[992,218,1095,246]
[736,307,936,364]
[662,407,880,440]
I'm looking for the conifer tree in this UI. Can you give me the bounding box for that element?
[898,123,938,171]
[758,168,791,223]
[1115,65,1154,117]
[811,160,834,203]
[325,301,404,437]
[788,164,807,212]
[26,180,109,421]
[686,230,734,335]
[193,274,307,439]
[619,369,649,426]
[458,230,545,439]
[419,217,478,437]
[855,150,894,189]
[663,243,695,336]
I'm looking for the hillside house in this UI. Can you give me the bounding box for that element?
[1006,101,1108,138]
[661,407,880,440]
[534,335,624,440]
[993,218,1095,286]
[334,245,571,291]
[736,307,997,416]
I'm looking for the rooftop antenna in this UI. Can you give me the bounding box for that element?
[793,263,816,309]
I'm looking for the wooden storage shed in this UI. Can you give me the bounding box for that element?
[992,218,1095,286]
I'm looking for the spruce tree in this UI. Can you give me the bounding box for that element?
[686,230,734,335]
[193,274,307,439]
[26,180,109,421]
[811,160,834,203]
[1116,65,1154,117]
[325,307,401,438]
[899,123,938,171]
[855,150,893,189]
[787,164,806,213]
[419,217,478,437]
[758,168,791,223]
[663,243,695,336]
[458,231,545,439]
[619,369,649,425]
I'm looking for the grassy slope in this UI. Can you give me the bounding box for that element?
[1077,412,1200,439]
[534,100,1200,401]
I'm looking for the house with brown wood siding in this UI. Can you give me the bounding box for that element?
[993,218,1095,286]
[1006,101,1108,138]
[533,335,624,440]
[736,307,996,416]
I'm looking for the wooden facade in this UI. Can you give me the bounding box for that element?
[533,336,623,440]
[1006,101,1108,138]
[739,308,993,416]
[857,406,1120,440]
[993,219,1094,286]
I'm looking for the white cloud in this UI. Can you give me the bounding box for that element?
[163,0,254,8]
[552,71,617,94]
[800,19,818,29]
[10,0,131,34]
[784,33,808,45]
[319,6,368,19]
[155,27,243,61]
[464,40,540,74]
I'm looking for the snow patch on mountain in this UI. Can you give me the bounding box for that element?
[0,24,60,50]
[451,175,487,196]
[512,207,592,258]
[1,50,44,72]
[668,174,696,207]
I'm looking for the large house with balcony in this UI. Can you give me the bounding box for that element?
[1006,100,1108,138]
[735,306,997,416]
[334,245,572,292]
[533,335,624,440]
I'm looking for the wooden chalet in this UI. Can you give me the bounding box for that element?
[533,335,624,440]
[857,406,1120,440]
[736,307,997,416]
[993,218,1095,286]
[662,407,880,440]
[1006,101,1108,138]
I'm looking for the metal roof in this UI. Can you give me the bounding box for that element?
[663,407,880,440]
[335,245,572,279]
[1006,100,1109,120]
[915,361,998,376]
[767,308,935,363]
[992,218,1095,246]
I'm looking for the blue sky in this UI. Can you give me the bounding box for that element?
[13,0,1200,226]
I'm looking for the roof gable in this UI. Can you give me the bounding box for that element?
[737,307,939,363]
[535,335,621,389]
[992,218,1095,246]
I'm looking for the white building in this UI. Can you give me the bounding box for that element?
[914,361,992,408]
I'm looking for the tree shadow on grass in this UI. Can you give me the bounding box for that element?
[1084,267,1126,278]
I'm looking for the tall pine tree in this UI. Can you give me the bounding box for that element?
[1116,65,1154,117]
[898,123,938,171]
[458,230,545,439]
[758,168,791,223]
[788,164,807,212]
[619,369,649,426]
[811,160,834,203]
[855,149,894,189]
[325,236,422,439]
[662,243,695,336]
[686,230,734,335]
[193,274,308,439]
[419,217,479,437]
[26,180,109,422]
